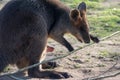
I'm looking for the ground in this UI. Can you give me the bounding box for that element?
[0,0,120,80]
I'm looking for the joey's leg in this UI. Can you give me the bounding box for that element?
[42,46,58,69]
[38,46,57,69]
[47,46,54,52]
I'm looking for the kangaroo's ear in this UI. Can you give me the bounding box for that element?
[78,2,86,16]
[70,9,80,21]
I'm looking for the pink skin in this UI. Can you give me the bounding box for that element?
[47,46,54,52]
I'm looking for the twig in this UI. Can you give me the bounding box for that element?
[83,70,120,80]
[83,56,120,80]
[98,62,117,77]
[83,62,117,80]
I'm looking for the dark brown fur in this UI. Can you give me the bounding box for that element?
[0,0,99,79]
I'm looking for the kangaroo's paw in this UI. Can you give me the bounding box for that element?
[90,35,100,43]
[92,37,100,43]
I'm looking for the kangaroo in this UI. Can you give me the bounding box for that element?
[0,0,99,79]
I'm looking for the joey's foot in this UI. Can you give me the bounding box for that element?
[28,70,72,79]
[42,61,59,69]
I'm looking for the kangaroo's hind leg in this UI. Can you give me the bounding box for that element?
[26,34,70,79]
[16,46,57,69]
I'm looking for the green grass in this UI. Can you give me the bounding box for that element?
[88,15,120,37]
[99,50,120,59]
[61,0,120,38]
[88,8,120,37]
[99,50,109,57]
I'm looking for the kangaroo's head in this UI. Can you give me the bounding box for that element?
[70,2,90,43]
